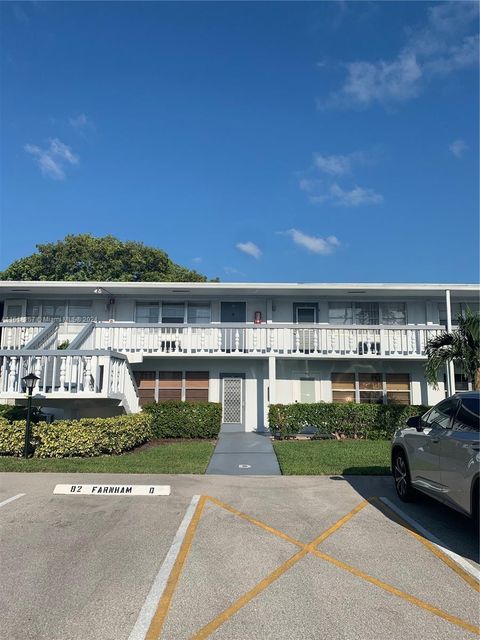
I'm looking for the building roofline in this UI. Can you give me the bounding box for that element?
[0,280,478,293]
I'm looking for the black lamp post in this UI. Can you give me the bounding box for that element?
[22,373,39,459]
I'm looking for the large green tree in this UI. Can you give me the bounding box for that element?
[0,235,211,282]
[425,308,480,391]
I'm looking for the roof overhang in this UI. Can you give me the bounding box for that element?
[0,281,478,298]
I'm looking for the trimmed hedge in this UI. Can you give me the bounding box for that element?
[143,401,222,439]
[0,414,153,458]
[268,403,430,440]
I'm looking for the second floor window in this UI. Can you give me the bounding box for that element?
[25,300,93,322]
[135,302,159,323]
[187,303,211,324]
[328,302,406,325]
[162,303,185,324]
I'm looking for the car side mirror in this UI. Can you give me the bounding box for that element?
[407,415,422,431]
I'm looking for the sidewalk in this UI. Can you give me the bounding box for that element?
[206,430,281,475]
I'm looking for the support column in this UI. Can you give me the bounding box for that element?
[268,356,276,405]
[445,289,456,396]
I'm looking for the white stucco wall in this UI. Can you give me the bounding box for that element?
[132,357,267,432]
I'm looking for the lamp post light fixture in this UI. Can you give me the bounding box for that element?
[22,373,39,459]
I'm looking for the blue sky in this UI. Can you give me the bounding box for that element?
[1,1,478,283]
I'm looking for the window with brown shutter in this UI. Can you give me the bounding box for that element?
[134,371,156,407]
[331,373,355,403]
[386,374,411,405]
[185,371,209,402]
[158,372,182,401]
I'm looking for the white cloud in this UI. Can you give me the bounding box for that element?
[449,139,468,158]
[322,2,479,108]
[329,182,384,206]
[192,257,203,263]
[299,177,383,206]
[24,138,78,180]
[236,241,262,259]
[283,229,340,255]
[314,153,353,175]
[69,113,93,131]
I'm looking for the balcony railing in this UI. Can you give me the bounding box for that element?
[0,350,139,413]
[0,322,47,350]
[82,323,444,358]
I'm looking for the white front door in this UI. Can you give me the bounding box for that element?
[222,376,244,427]
[300,377,316,403]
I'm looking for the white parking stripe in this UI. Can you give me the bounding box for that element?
[127,495,201,640]
[0,493,25,509]
[380,497,480,582]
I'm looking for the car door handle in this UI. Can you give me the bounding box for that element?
[431,439,440,444]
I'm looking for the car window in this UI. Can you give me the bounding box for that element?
[453,398,480,433]
[423,399,458,429]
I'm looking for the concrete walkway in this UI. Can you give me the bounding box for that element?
[206,430,281,475]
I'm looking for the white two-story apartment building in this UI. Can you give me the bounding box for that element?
[0,281,478,431]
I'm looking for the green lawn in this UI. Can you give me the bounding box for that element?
[0,441,215,474]
[273,439,391,475]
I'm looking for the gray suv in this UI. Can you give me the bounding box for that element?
[391,392,479,522]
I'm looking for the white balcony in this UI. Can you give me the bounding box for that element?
[80,323,444,359]
[0,350,139,413]
[0,322,47,349]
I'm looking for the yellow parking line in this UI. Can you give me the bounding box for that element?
[311,548,480,637]
[205,495,305,549]
[189,499,369,639]
[312,498,370,547]
[145,495,207,640]
[372,498,480,593]
[190,548,309,640]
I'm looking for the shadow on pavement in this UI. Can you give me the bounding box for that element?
[335,472,480,567]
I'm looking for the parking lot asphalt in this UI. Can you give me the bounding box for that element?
[0,473,479,640]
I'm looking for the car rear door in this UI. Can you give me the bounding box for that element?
[439,396,480,515]
[408,399,457,495]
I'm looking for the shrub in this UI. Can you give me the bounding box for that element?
[0,404,45,423]
[0,413,153,458]
[268,403,430,440]
[143,401,222,439]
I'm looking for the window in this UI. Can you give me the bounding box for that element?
[443,373,471,395]
[380,303,406,325]
[135,302,159,324]
[187,303,211,324]
[423,399,458,429]
[162,303,185,324]
[328,304,353,325]
[158,372,183,401]
[358,374,383,404]
[331,372,411,404]
[134,371,156,407]
[26,300,66,321]
[142,371,210,403]
[331,373,355,403]
[454,398,480,433]
[328,302,406,325]
[438,302,480,326]
[296,307,316,323]
[386,374,411,405]
[354,303,379,325]
[68,301,93,321]
[4,304,23,320]
[185,371,209,402]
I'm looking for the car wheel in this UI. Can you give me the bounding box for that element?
[393,449,415,502]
